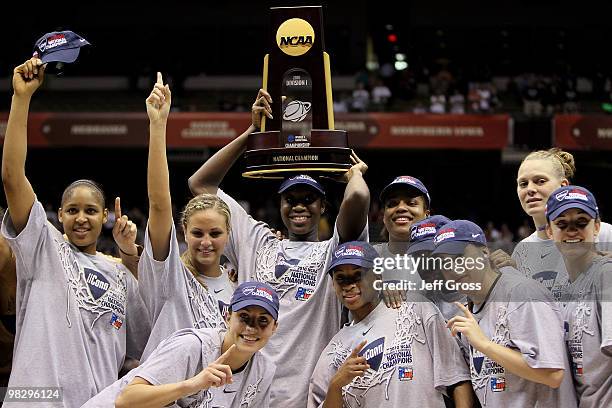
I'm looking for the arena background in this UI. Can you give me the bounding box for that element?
[1,0,612,254]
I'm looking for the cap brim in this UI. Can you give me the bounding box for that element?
[548,202,598,221]
[380,184,429,204]
[278,181,325,196]
[432,241,470,255]
[231,299,278,320]
[407,240,434,255]
[41,47,81,64]
[328,258,373,275]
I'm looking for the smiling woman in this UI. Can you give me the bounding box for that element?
[544,185,612,407]
[186,88,371,407]
[130,73,232,363]
[84,282,279,408]
[510,148,612,301]
[0,58,150,407]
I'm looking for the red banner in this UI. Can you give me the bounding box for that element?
[555,114,612,150]
[0,112,510,149]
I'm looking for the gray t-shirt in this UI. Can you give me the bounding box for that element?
[561,257,612,408]
[308,297,471,408]
[199,268,236,317]
[460,271,577,407]
[1,201,150,408]
[512,222,612,301]
[218,189,367,408]
[138,223,226,361]
[83,328,275,408]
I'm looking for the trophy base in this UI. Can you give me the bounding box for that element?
[243,130,352,179]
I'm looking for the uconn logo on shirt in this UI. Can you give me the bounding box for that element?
[358,337,385,371]
[85,268,110,300]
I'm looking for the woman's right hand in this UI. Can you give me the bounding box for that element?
[184,345,236,393]
[146,72,171,124]
[251,89,273,129]
[13,58,45,98]
[330,341,369,389]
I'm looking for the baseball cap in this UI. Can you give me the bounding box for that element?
[33,31,91,75]
[545,186,599,221]
[407,215,451,254]
[278,174,325,196]
[327,241,379,275]
[432,220,487,255]
[380,176,430,205]
[230,281,280,320]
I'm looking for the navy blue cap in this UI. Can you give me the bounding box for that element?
[328,241,379,275]
[231,281,280,320]
[407,215,451,254]
[380,176,430,205]
[33,31,90,65]
[545,186,599,221]
[432,220,487,255]
[278,174,325,196]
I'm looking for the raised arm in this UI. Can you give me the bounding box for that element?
[336,151,370,243]
[145,73,173,261]
[187,89,272,195]
[1,58,45,233]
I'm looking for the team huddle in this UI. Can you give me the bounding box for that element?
[0,57,610,408]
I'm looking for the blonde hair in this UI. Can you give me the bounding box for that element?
[179,194,231,280]
[523,148,576,181]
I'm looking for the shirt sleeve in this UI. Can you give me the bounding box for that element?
[507,301,567,369]
[125,272,152,360]
[1,200,61,281]
[217,189,275,282]
[308,341,337,408]
[423,304,472,393]
[134,330,207,386]
[138,222,182,322]
[596,262,612,355]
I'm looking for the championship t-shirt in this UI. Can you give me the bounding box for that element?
[308,297,471,408]
[561,256,612,408]
[218,189,367,408]
[1,201,150,408]
[459,271,578,407]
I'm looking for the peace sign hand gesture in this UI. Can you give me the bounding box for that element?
[146,72,172,124]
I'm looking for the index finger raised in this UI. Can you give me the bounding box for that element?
[454,301,473,318]
[114,197,122,219]
[156,71,163,85]
[350,340,368,357]
[215,344,237,364]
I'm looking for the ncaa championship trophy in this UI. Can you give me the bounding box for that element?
[243,5,352,178]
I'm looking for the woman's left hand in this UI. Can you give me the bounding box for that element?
[112,197,138,255]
